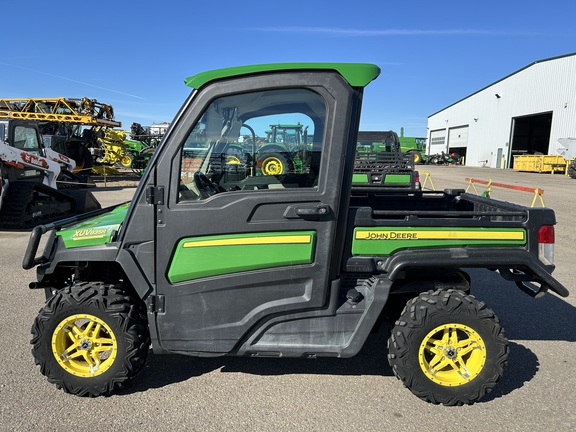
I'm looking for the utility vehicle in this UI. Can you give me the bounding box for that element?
[23,63,568,405]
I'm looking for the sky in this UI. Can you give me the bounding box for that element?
[1,1,575,138]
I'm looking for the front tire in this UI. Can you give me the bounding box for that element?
[31,282,150,396]
[388,289,508,406]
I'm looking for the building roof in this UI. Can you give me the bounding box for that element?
[428,52,576,118]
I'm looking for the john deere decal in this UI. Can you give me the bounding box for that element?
[352,227,525,255]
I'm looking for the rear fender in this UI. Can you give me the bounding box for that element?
[366,248,569,298]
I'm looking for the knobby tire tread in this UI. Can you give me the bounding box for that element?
[387,289,509,406]
[31,282,150,397]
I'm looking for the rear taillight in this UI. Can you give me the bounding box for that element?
[538,225,555,265]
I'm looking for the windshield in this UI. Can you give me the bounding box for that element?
[13,125,42,155]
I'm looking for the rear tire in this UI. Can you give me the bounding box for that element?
[388,289,508,406]
[568,160,576,179]
[31,282,150,396]
[119,152,134,168]
[410,151,423,164]
[259,152,291,175]
[0,181,73,229]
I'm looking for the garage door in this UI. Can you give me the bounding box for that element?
[429,129,446,154]
[448,126,469,148]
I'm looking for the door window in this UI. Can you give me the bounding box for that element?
[178,88,325,201]
[13,125,42,155]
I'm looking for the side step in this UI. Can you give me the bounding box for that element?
[240,275,392,358]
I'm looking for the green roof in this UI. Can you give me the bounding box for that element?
[184,63,381,89]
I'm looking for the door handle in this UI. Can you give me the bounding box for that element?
[284,204,331,220]
[296,205,329,216]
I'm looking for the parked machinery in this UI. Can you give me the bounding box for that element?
[0,97,121,173]
[0,119,100,228]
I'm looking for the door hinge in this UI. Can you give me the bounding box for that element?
[146,186,165,205]
[146,295,165,313]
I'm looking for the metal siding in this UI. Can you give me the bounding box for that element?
[428,54,576,167]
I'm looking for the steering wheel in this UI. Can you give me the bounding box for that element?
[193,171,221,198]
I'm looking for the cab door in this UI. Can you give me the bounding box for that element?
[152,71,359,354]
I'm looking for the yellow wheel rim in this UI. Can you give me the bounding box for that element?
[226,155,242,165]
[419,323,486,386]
[51,314,118,377]
[413,153,421,163]
[261,156,284,175]
[120,155,132,167]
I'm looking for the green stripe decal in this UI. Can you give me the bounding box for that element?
[383,174,411,185]
[352,227,526,255]
[351,174,411,185]
[168,231,316,283]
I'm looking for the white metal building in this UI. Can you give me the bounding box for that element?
[427,53,576,168]
[150,122,170,136]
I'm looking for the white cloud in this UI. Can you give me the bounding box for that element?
[253,27,537,37]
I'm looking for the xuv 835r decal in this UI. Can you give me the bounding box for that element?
[167,231,316,283]
[352,227,526,255]
[56,203,130,248]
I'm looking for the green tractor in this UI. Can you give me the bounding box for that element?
[93,130,155,175]
[398,127,427,164]
[256,123,310,175]
[398,137,426,164]
[125,139,155,175]
[210,123,311,178]
[357,129,427,164]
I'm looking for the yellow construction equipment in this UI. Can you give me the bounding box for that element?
[0,97,121,127]
[0,97,125,173]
